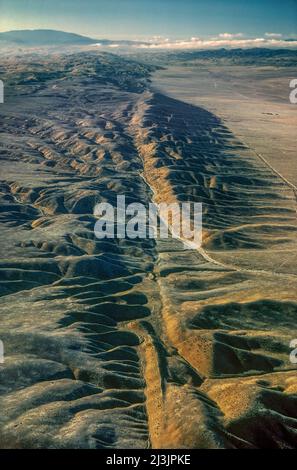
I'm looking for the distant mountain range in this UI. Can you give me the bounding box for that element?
[0,29,146,47]
[164,47,297,61]
[0,29,98,45]
[132,47,297,68]
[0,30,296,60]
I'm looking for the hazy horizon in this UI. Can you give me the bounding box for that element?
[0,0,296,41]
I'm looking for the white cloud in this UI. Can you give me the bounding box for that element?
[133,35,296,50]
[91,33,296,51]
[219,33,243,38]
[265,32,282,38]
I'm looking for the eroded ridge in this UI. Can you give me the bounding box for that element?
[0,53,296,449]
[129,91,297,448]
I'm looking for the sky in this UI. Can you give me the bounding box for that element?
[0,0,296,44]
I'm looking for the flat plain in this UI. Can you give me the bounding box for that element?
[153,64,297,184]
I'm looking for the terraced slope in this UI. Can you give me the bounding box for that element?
[0,52,296,448]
